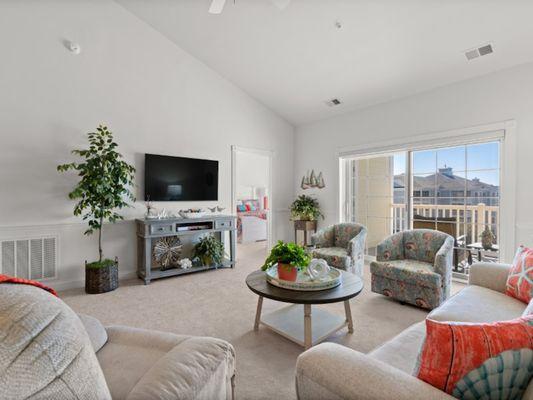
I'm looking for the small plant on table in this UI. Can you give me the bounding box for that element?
[262,241,310,282]
[193,234,225,266]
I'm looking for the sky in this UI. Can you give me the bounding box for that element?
[392,141,500,186]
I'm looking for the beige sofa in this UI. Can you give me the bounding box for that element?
[0,283,235,400]
[296,262,532,400]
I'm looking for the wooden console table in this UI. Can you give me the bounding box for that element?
[294,220,317,247]
[136,215,237,284]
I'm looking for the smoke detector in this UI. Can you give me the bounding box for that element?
[465,43,493,60]
[325,98,342,107]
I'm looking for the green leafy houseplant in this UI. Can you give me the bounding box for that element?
[261,241,310,272]
[57,125,136,269]
[193,235,225,266]
[290,195,324,221]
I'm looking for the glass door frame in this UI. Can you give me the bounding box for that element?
[338,121,516,264]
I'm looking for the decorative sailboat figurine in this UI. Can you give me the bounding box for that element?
[309,170,317,187]
[301,171,310,190]
[316,172,325,189]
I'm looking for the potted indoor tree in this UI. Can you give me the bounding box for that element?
[58,125,135,294]
[262,241,310,282]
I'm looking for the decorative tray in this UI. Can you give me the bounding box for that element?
[265,265,341,291]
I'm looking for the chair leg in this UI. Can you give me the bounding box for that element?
[231,374,236,400]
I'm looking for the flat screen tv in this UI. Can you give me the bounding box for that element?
[144,154,218,201]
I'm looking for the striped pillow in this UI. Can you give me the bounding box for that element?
[416,317,533,399]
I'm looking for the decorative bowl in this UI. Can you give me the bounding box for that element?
[265,264,341,291]
[179,210,206,218]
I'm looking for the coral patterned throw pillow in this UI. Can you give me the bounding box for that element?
[416,317,533,399]
[506,246,533,303]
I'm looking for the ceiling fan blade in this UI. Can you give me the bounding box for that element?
[270,0,290,10]
[209,0,227,14]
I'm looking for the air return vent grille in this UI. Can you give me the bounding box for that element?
[1,237,57,280]
[465,43,493,60]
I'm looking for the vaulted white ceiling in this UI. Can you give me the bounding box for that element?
[117,0,533,125]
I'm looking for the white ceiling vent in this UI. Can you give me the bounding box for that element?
[325,98,342,107]
[1,236,57,280]
[465,44,493,60]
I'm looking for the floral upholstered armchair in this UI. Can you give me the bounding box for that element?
[370,229,454,310]
[310,223,367,277]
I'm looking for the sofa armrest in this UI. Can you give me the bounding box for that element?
[468,262,510,293]
[126,336,235,400]
[296,343,454,400]
[311,226,334,248]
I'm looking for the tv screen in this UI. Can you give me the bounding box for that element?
[144,154,218,201]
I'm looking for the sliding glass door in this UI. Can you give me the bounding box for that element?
[343,152,407,256]
[341,139,501,279]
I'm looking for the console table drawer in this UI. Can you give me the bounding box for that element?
[215,219,233,230]
[149,224,174,235]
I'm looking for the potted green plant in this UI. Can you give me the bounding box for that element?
[480,226,496,250]
[290,195,324,221]
[261,241,310,282]
[193,234,225,266]
[58,125,135,294]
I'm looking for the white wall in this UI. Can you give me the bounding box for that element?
[0,0,294,289]
[295,62,533,261]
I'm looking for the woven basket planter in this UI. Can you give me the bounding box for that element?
[85,259,119,294]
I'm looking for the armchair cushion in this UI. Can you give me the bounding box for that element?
[428,285,525,323]
[468,262,510,293]
[311,247,350,270]
[403,229,450,264]
[370,260,441,288]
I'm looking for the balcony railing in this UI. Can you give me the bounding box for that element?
[392,202,499,240]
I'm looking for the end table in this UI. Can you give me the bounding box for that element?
[294,220,317,247]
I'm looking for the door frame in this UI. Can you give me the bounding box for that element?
[231,145,274,249]
[337,120,516,263]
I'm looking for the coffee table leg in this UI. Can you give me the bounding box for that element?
[344,300,354,333]
[254,296,263,331]
[304,304,312,349]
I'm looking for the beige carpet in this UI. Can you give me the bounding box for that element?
[61,242,464,400]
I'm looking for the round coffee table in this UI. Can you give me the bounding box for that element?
[245,269,364,350]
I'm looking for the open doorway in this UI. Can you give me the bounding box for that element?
[231,146,273,258]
